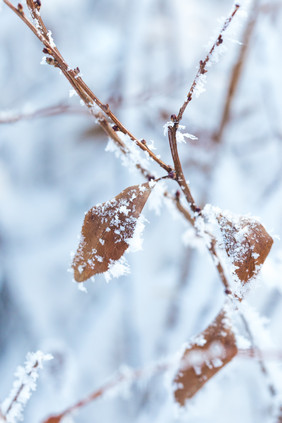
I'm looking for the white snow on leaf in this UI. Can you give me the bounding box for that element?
[194,204,269,298]
[104,256,130,282]
[126,214,147,253]
[194,334,207,347]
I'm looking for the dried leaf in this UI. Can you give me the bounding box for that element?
[72,183,152,282]
[173,308,237,406]
[42,416,62,423]
[218,215,273,283]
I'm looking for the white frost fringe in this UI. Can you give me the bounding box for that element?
[1,351,53,423]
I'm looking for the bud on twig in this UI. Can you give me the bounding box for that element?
[168,170,177,180]
[42,47,52,55]
[46,57,58,67]
[199,60,207,74]
[101,103,110,113]
[34,0,41,10]
[217,34,223,46]
[17,3,24,14]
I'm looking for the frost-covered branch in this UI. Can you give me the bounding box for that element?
[3,0,172,174]
[0,351,52,423]
[176,2,241,124]
[167,122,198,213]
[42,345,282,423]
[0,103,87,124]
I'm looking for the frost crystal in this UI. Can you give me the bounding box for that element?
[69,89,77,98]
[1,351,53,423]
[147,180,167,215]
[77,283,88,293]
[104,256,130,282]
[105,133,153,175]
[182,228,205,252]
[163,122,198,143]
[163,121,174,136]
[47,30,56,48]
[194,74,207,98]
[176,125,198,144]
[40,56,47,66]
[126,214,146,253]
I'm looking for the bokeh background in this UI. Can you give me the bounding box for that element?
[1,0,282,421]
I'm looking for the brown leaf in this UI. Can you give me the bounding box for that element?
[72,183,152,282]
[42,416,62,423]
[173,308,238,406]
[218,215,273,284]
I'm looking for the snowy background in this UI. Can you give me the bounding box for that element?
[1,0,282,422]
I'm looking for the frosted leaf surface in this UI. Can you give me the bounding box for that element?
[72,183,152,282]
[104,256,130,282]
[196,205,273,296]
[173,306,238,406]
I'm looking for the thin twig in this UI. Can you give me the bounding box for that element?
[3,0,172,174]
[42,361,169,423]
[214,0,260,142]
[208,239,232,294]
[176,3,240,124]
[0,410,6,422]
[42,347,282,422]
[5,3,276,416]
[168,125,197,213]
[0,103,86,124]
[4,361,39,417]
[240,313,277,398]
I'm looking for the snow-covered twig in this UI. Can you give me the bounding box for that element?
[176,2,241,124]
[1,351,52,423]
[2,0,172,174]
[42,346,282,423]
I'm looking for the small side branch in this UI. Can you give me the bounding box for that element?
[3,0,172,174]
[42,347,282,423]
[176,3,240,124]
[168,125,197,213]
[0,103,87,124]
